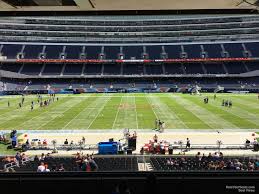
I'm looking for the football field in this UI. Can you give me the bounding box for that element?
[0,93,259,130]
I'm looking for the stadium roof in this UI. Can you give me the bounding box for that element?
[0,0,258,11]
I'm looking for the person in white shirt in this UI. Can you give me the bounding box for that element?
[43,163,50,172]
[37,162,45,172]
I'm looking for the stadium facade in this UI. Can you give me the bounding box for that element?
[0,14,259,94]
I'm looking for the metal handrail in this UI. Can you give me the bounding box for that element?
[3,157,33,170]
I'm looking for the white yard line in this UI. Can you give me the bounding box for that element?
[170,95,216,129]
[144,94,159,119]
[148,94,188,128]
[35,98,85,130]
[61,97,92,129]
[230,97,259,109]
[112,96,123,129]
[173,95,239,129]
[15,98,72,129]
[0,97,36,118]
[86,97,112,129]
[208,100,259,126]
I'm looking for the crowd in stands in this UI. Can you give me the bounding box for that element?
[151,152,259,171]
[74,152,98,172]
[0,152,29,172]
[0,134,7,143]
[33,152,98,172]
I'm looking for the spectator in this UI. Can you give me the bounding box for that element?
[207,152,212,159]
[44,163,50,172]
[213,152,220,160]
[15,152,21,166]
[140,147,144,155]
[43,139,47,146]
[186,138,191,151]
[37,162,45,172]
[34,155,39,162]
[25,139,30,147]
[39,153,45,161]
[245,139,251,148]
[82,137,86,145]
[118,140,122,151]
[11,132,17,148]
[58,164,65,172]
[195,152,202,161]
[153,134,158,143]
[201,153,206,161]
[89,158,98,171]
[64,139,68,145]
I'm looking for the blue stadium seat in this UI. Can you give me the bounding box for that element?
[245,42,259,57]
[123,64,144,74]
[164,45,181,59]
[103,64,121,75]
[183,45,202,58]
[164,63,184,74]
[1,45,23,59]
[63,64,83,75]
[146,46,162,59]
[245,62,259,71]
[145,64,163,75]
[21,63,42,75]
[85,46,102,59]
[123,46,144,59]
[65,46,82,59]
[104,46,120,59]
[42,63,63,75]
[183,63,204,74]
[45,45,63,59]
[84,64,102,75]
[203,44,222,58]
[204,63,226,74]
[224,43,244,58]
[224,62,247,74]
[0,63,22,72]
[24,45,43,59]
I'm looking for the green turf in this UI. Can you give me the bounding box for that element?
[0,143,17,155]
[0,93,258,130]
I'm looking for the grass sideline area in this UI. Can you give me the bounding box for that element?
[0,93,258,130]
[0,143,17,156]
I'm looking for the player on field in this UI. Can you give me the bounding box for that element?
[158,120,162,131]
[228,100,232,108]
[160,122,165,133]
[186,138,191,151]
[155,119,159,130]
